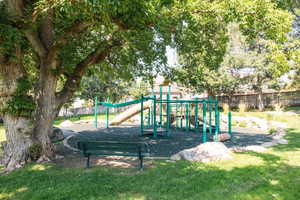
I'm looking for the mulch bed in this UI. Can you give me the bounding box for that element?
[66,124,273,157]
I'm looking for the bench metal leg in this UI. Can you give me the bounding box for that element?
[86,154,90,169]
[139,156,144,170]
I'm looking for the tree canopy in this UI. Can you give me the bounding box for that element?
[0,0,295,171]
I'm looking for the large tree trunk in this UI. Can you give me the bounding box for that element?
[257,90,265,111]
[0,53,35,171]
[0,55,60,171]
[32,63,59,160]
[2,115,34,171]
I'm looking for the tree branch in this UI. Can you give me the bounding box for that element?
[47,21,92,65]
[24,30,47,58]
[56,36,122,106]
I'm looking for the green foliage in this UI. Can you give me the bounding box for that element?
[128,81,151,99]
[168,0,293,96]
[1,78,35,117]
[239,121,247,128]
[78,70,131,103]
[28,144,42,160]
[268,126,277,134]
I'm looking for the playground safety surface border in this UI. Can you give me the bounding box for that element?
[65,123,273,157]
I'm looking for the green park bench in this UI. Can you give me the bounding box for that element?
[77,141,150,170]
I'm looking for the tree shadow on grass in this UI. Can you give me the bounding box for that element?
[1,151,300,200]
[271,128,300,152]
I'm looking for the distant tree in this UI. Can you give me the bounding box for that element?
[128,81,151,99]
[78,74,130,104]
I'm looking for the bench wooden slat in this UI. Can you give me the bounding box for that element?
[77,141,150,170]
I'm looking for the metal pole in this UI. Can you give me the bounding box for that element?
[147,107,151,128]
[185,103,189,131]
[94,96,98,128]
[176,103,179,129]
[202,100,207,143]
[195,98,199,130]
[105,107,109,129]
[140,95,144,136]
[214,100,219,141]
[229,112,232,139]
[180,103,183,129]
[166,93,171,136]
[209,97,212,135]
[153,95,157,137]
[159,85,163,127]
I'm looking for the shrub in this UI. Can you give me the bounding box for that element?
[239,121,247,128]
[268,127,277,135]
[232,120,238,126]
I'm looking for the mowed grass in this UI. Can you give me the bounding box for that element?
[1,111,300,199]
[53,113,117,125]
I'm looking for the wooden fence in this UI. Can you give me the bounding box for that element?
[216,90,300,109]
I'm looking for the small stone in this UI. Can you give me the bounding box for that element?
[244,145,268,152]
[170,142,233,162]
[59,120,74,127]
[275,139,288,145]
[37,155,51,163]
[55,155,64,159]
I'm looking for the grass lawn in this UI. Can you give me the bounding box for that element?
[53,113,117,125]
[1,111,300,199]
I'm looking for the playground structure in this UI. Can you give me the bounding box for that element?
[94,85,232,143]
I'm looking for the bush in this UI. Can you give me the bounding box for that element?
[268,127,277,135]
[239,121,247,128]
[232,120,238,126]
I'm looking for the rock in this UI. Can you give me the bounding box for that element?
[170,142,233,162]
[59,120,74,127]
[55,155,64,159]
[275,139,288,145]
[244,145,268,152]
[230,146,247,153]
[37,155,51,163]
[211,133,231,142]
[230,145,268,153]
[262,141,278,147]
[50,127,65,142]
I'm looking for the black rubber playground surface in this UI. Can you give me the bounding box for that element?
[66,124,273,157]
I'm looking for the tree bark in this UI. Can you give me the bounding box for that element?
[257,90,265,111]
[0,53,35,171]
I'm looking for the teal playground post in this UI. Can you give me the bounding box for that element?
[195,98,199,130]
[228,112,232,139]
[94,85,225,142]
[94,96,98,129]
[209,97,212,135]
[202,100,207,143]
[185,103,189,131]
[140,95,144,136]
[159,85,163,127]
[105,97,110,128]
[153,95,157,137]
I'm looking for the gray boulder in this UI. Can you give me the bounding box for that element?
[171,142,233,162]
